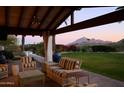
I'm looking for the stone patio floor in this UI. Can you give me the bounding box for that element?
[0,60,124,87]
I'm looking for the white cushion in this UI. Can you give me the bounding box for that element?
[0,67,2,72]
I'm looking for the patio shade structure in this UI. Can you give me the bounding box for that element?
[0,6,78,36]
[0,6,124,62]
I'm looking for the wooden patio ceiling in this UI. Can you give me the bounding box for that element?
[0,6,124,36]
[0,6,78,36]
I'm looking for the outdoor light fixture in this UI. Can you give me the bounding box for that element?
[32,16,41,25]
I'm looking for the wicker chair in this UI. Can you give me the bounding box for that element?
[20,56,36,71]
[0,64,8,79]
[46,57,81,86]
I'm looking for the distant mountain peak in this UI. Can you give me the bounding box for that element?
[68,37,112,46]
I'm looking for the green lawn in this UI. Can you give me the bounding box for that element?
[62,52,124,81]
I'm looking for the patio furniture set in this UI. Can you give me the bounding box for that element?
[0,56,91,87]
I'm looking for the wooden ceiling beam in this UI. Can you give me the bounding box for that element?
[8,31,43,36]
[17,7,24,27]
[27,6,40,28]
[7,31,43,36]
[51,8,75,30]
[0,26,50,35]
[36,7,53,29]
[51,9,124,35]
[46,7,65,29]
[5,7,9,26]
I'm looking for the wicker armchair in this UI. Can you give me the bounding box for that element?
[0,64,8,79]
[46,57,81,86]
[20,56,36,71]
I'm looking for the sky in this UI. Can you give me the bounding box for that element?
[17,7,124,45]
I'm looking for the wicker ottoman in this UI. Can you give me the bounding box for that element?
[18,70,45,86]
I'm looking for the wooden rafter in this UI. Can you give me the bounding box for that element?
[36,7,53,29]
[27,6,40,28]
[46,7,65,29]
[51,8,75,30]
[5,6,9,26]
[17,7,24,27]
[51,9,124,35]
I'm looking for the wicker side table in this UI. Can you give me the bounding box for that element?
[66,70,90,85]
[74,71,90,85]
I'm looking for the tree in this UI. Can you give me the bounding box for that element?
[0,35,17,46]
[0,35,19,52]
[91,45,116,52]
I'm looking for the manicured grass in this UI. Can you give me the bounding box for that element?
[62,52,124,81]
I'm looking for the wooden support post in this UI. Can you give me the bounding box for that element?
[21,35,25,51]
[42,32,49,62]
[52,35,56,53]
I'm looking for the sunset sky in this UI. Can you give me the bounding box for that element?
[17,7,124,45]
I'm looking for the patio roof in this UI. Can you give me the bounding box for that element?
[0,6,124,36]
[0,6,78,36]
[52,8,124,35]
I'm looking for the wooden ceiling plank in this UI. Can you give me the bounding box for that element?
[17,7,24,27]
[27,6,40,28]
[36,7,53,29]
[5,6,9,26]
[46,7,65,29]
[0,7,5,25]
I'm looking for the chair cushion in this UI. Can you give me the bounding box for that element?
[59,58,66,68]
[0,67,2,72]
[21,56,32,63]
[64,60,76,70]
[53,69,66,77]
[23,63,35,68]
[0,67,7,72]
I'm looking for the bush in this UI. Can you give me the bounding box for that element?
[91,45,116,52]
[1,50,14,59]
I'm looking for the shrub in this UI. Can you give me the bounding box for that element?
[1,50,14,59]
[91,45,116,52]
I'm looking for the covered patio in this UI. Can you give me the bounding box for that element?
[0,6,124,87]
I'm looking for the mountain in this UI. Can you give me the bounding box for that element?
[111,39,124,51]
[116,39,124,45]
[68,37,112,46]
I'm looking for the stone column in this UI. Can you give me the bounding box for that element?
[47,36,53,62]
[52,35,56,53]
[43,31,55,62]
